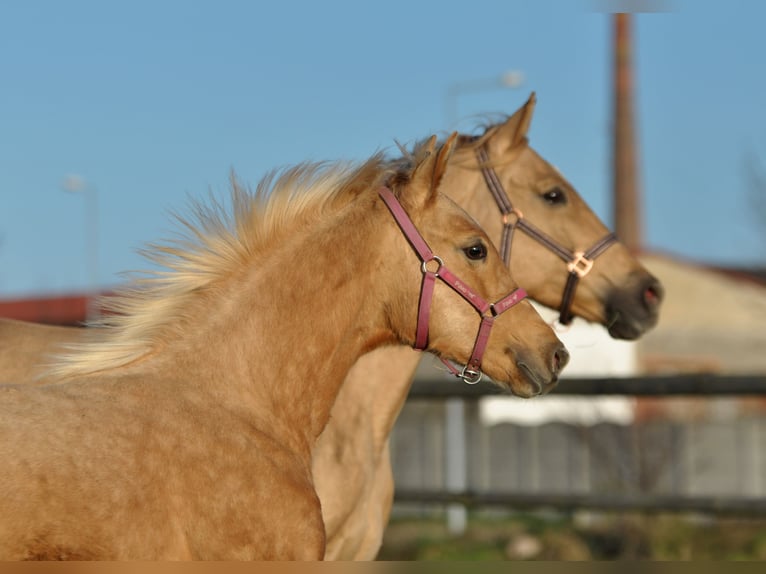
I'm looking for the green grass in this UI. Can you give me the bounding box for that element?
[376,512,766,560]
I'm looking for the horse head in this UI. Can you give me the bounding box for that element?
[442,93,663,340]
[384,133,568,397]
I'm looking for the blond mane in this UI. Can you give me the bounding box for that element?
[45,153,409,380]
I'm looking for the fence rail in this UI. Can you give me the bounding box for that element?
[407,373,766,398]
[394,490,766,518]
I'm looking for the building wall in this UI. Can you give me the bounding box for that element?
[0,293,89,326]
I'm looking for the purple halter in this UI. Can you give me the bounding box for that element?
[378,186,527,384]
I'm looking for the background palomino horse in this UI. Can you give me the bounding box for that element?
[0,135,567,560]
[314,93,664,560]
[0,93,663,560]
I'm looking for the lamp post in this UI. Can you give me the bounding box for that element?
[62,174,99,322]
[442,70,524,536]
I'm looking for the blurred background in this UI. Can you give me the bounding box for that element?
[3,0,766,561]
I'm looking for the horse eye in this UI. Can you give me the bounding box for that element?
[463,243,487,261]
[542,187,567,205]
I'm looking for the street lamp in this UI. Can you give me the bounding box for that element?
[62,174,100,322]
[442,69,524,536]
[445,70,525,127]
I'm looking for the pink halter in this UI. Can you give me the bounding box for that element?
[378,187,527,384]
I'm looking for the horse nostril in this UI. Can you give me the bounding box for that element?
[643,279,664,309]
[553,345,570,374]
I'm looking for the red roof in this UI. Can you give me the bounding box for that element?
[0,293,90,325]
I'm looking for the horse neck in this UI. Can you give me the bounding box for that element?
[152,194,404,455]
[326,345,422,453]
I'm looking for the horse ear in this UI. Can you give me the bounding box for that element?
[408,135,438,200]
[410,133,458,205]
[430,131,459,195]
[487,91,537,157]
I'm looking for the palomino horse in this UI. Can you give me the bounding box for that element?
[0,94,663,560]
[314,94,664,560]
[0,135,567,560]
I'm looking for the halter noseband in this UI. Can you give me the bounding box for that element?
[476,145,617,325]
[378,187,527,385]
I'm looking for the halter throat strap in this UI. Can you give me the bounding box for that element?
[475,145,617,325]
[378,186,526,384]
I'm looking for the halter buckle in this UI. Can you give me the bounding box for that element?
[567,251,594,278]
[421,255,444,276]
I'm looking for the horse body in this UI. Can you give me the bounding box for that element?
[0,374,321,559]
[0,186,387,560]
[0,136,564,559]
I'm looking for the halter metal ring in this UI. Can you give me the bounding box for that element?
[501,208,523,226]
[459,366,483,385]
[421,255,444,276]
[567,251,594,278]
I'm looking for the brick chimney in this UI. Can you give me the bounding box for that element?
[612,13,642,252]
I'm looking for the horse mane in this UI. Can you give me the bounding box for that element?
[45,151,420,380]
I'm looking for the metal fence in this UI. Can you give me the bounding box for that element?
[390,374,766,518]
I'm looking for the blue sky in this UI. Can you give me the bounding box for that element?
[1,0,764,297]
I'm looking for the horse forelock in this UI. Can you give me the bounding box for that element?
[44,154,401,381]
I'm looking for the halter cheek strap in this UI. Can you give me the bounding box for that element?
[378,187,527,385]
[476,145,617,325]
[558,233,617,324]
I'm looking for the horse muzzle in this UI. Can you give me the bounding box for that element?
[512,342,570,398]
[605,273,664,340]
